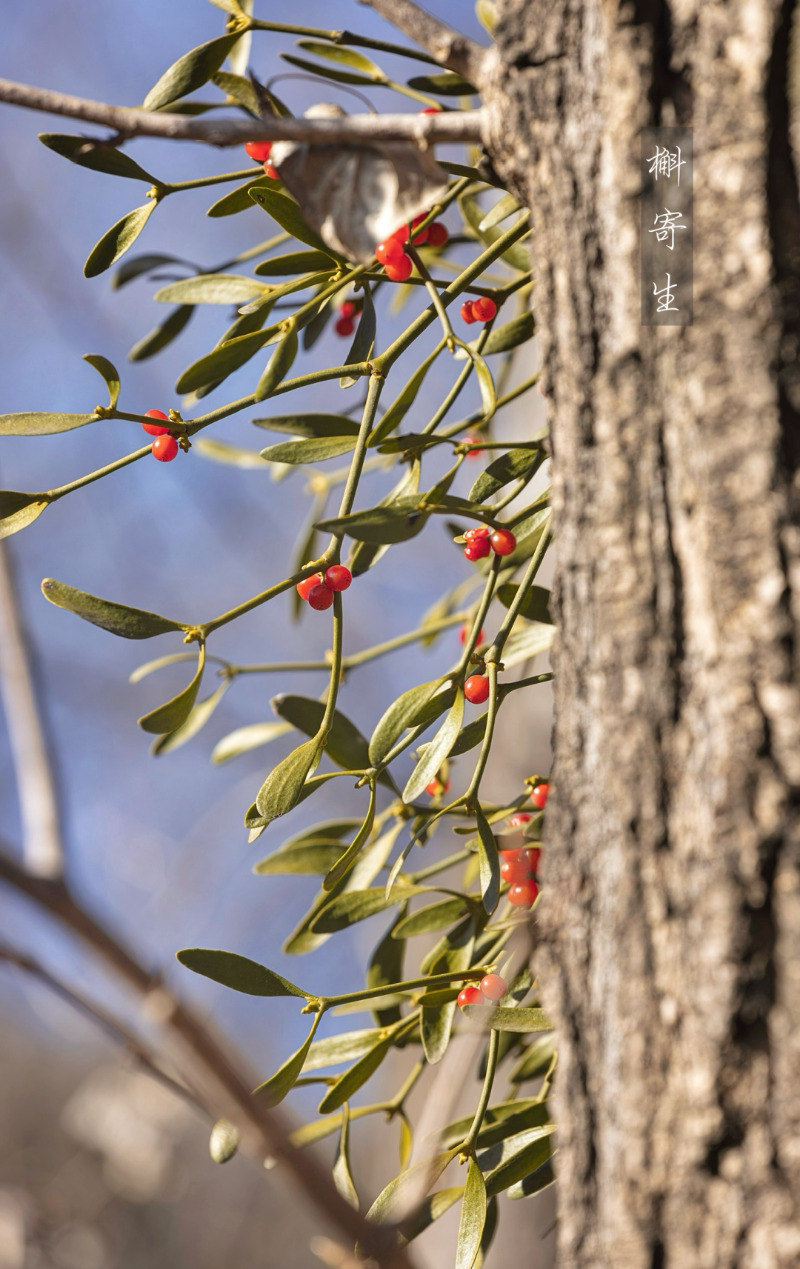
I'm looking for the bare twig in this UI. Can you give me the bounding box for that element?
[0,79,483,146]
[0,541,63,879]
[0,846,413,1269]
[356,0,487,84]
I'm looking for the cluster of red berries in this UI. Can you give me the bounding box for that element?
[502,841,540,909]
[457,973,507,1010]
[374,214,449,282]
[462,524,516,562]
[142,410,179,462]
[461,296,497,325]
[244,140,278,181]
[335,299,361,338]
[296,565,352,611]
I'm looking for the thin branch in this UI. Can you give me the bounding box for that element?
[0,78,484,146]
[0,845,413,1269]
[0,541,63,878]
[356,0,487,84]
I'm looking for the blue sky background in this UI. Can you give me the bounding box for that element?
[0,0,552,1209]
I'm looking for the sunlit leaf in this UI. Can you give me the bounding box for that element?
[211,69,261,117]
[255,250,336,276]
[333,1102,359,1208]
[502,621,554,669]
[322,785,377,890]
[138,646,205,734]
[392,897,471,939]
[0,411,97,436]
[304,1028,383,1072]
[129,304,195,362]
[481,1126,555,1196]
[497,583,552,624]
[41,578,185,638]
[474,805,500,915]
[194,438,268,468]
[468,446,544,503]
[209,1118,239,1164]
[143,34,242,111]
[368,678,446,765]
[311,883,419,934]
[403,689,464,804]
[478,192,520,232]
[82,354,120,410]
[260,436,357,464]
[296,41,384,76]
[407,72,477,95]
[397,1187,464,1245]
[318,1031,396,1115]
[212,720,292,764]
[460,194,531,273]
[461,1006,554,1033]
[253,1014,320,1106]
[256,327,298,401]
[255,735,323,821]
[154,274,266,304]
[481,311,535,355]
[249,187,331,254]
[369,343,444,446]
[206,174,282,217]
[252,412,359,439]
[0,491,50,539]
[271,694,371,773]
[39,133,158,183]
[84,200,158,278]
[455,1158,486,1269]
[318,495,431,546]
[340,285,375,387]
[507,1158,556,1199]
[365,1150,459,1225]
[279,52,378,87]
[151,678,229,755]
[176,947,309,997]
[176,326,276,394]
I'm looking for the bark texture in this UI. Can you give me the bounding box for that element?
[482,1,800,1265]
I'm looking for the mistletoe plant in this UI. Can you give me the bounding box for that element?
[0,6,555,1265]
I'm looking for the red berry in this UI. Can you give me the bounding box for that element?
[340,300,357,319]
[464,538,491,562]
[324,565,352,592]
[525,847,542,874]
[461,301,477,324]
[419,106,442,115]
[473,296,498,322]
[509,879,539,908]
[426,776,450,797]
[480,973,507,1002]
[385,254,413,282]
[335,316,355,337]
[459,624,485,646]
[464,435,482,458]
[410,214,429,245]
[152,434,178,462]
[376,238,406,266]
[245,141,273,163]
[507,812,533,830]
[296,573,323,601]
[500,848,540,885]
[457,985,482,1009]
[263,164,279,181]
[308,583,334,611]
[490,528,517,556]
[531,782,550,809]
[464,525,491,541]
[464,675,490,705]
[427,222,449,247]
[142,409,170,436]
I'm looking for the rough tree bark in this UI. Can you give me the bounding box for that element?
[481,1,800,1265]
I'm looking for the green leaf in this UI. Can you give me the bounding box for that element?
[151,678,229,755]
[193,438,267,468]
[143,34,242,110]
[176,948,309,997]
[82,354,120,410]
[255,250,336,276]
[312,883,418,934]
[365,1150,459,1225]
[421,998,458,1065]
[332,1102,359,1208]
[481,311,535,355]
[38,133,158,183]
[369,344,444,446]
[366,905,407,1027]
[84,200,158,278]
[114,253,193,289]
[212,720,292,764]
[407,72,477,95]
[252,412,359,439]
[260,436,357,465]
[482,1126,555,1196]
[340,286,375,387]
[304,1028,381,1072]
[252,1014,320,1106]
[420,913,478,977]
[478,193,521,232]
[318,495,431,546]
[0,492,50,539]
[439,1098,550,1150]
[249,187,330,253]
[448,712,491,758]
[474,805,500,915]
[497,583,553,624]
[460,195,531,273]
[468,446,543,504]
[271,694,371,773]
[129,304,194,362]
[211,69,261,117]
[154,274,266,304]
[255,735,323,822]
[176,327,276,394]
[403,689,464,804]
[295,40,384,76]
[392,897,471,939]
[502,621,554,669]
[421,918,475,1063]
[322,785,377,890]
[510,1033,557,1083]
[368,678,445,765]
[468,348,496,419]
[208,1118,239,1164]
[461,1006,554,1032]
[475,0,497,35]
[507,1158,556,1199]
[40,578,185,639]
[206,175,281,217]
[455,1158,486,1269]
[254,841,344,876]
[139,645,205,735]
[0,412,96,436]
[318,1031,396,1114]
[256,327,298,401]
[279,52,379,87]
[397,1187,464,1244]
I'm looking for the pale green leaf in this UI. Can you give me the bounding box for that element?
[252,1014,320,1106]
[84,201,157,278]
[212,720,292,764]
[138,645,205,735]
[260,436,356,464]
[0,492,50,539]
[455,1158,486,1269]
[82,354,120,410]
[129,304,194,362]
[256,327,298,401]
[155,274,266,304]
[461,1005,555,1032]
[151,678,229,755]
[177,947,309,997]
[403,689,464,804]
[41,578,185,638]
[249,187,330,253]
[0,412,96,436]
[143,34,242,111]
[474,805,500,914]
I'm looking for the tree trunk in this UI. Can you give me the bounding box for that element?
[482,1,800,1265]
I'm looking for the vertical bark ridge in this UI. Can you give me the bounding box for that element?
[483,0,800,1264]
